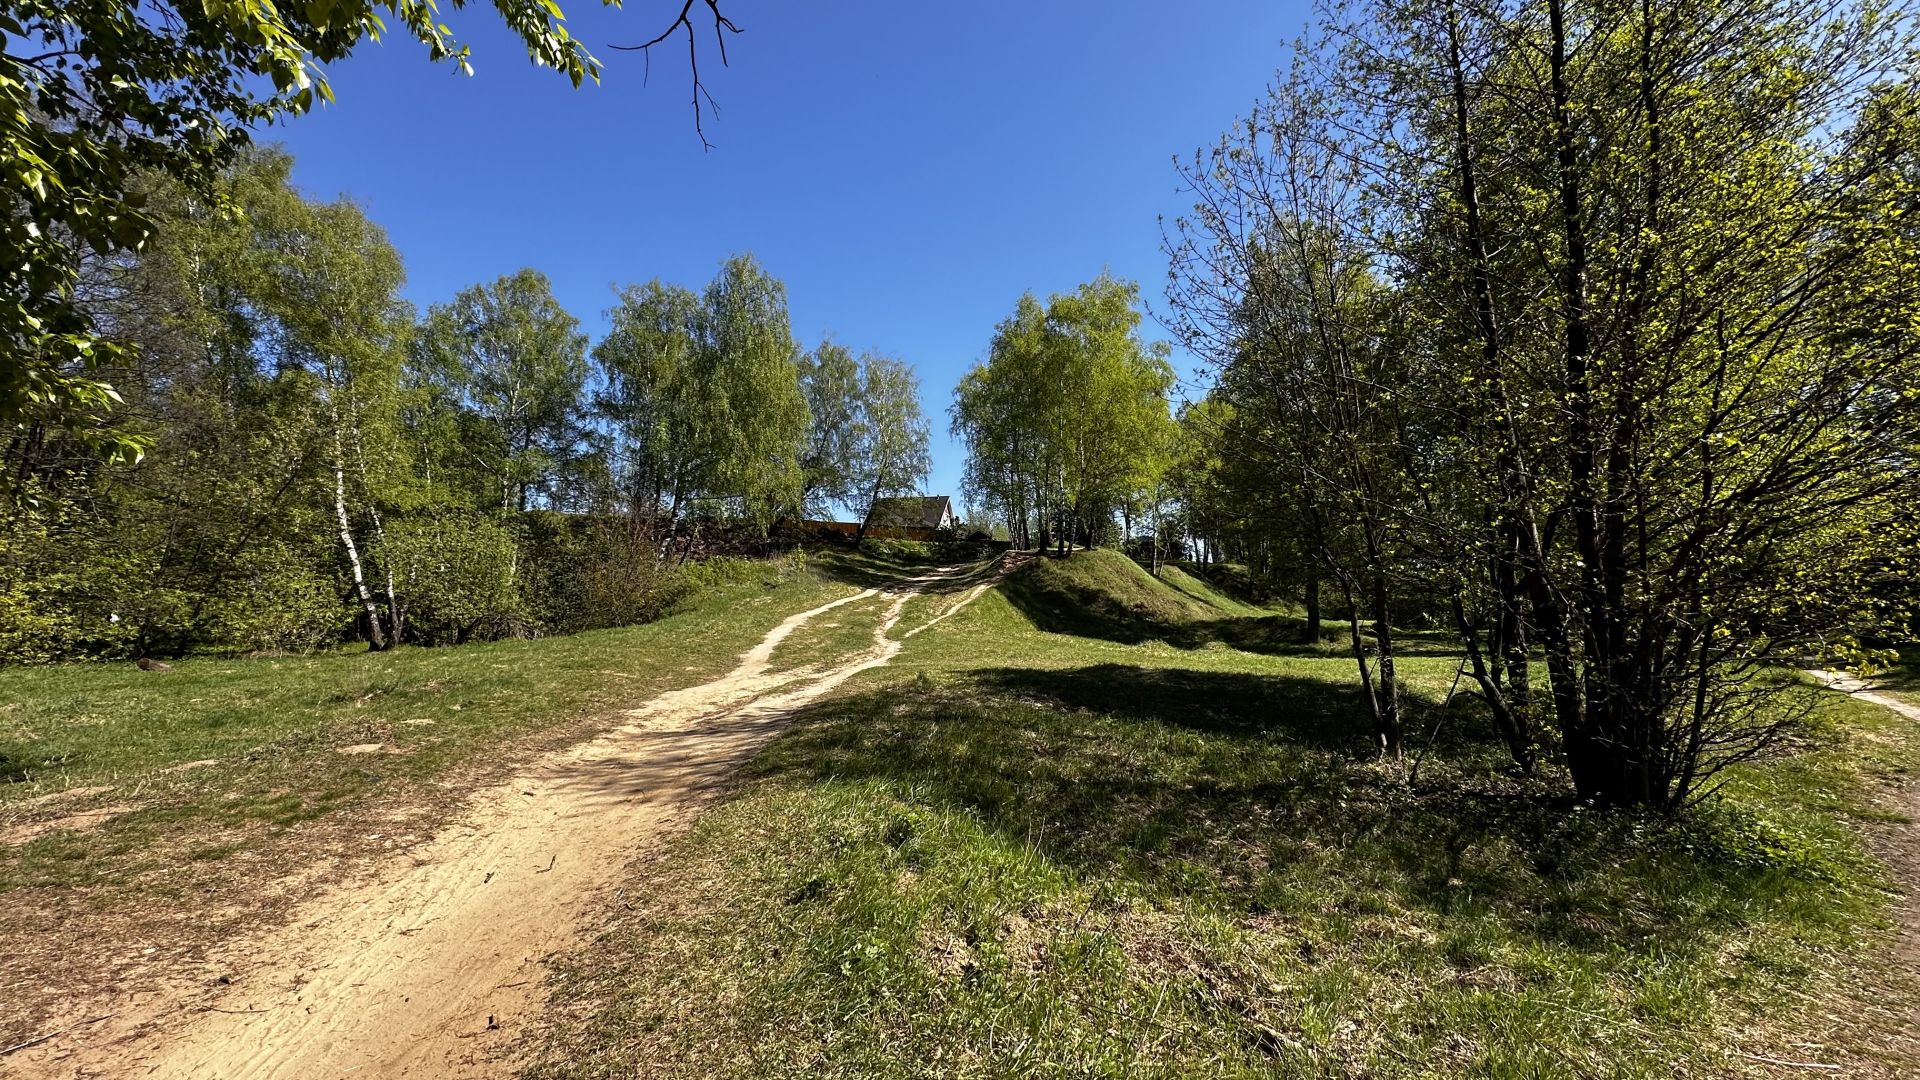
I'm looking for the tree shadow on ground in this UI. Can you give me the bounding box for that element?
[752,664,1807,958]
[809,541,1003,593]
[998,562,1458,658]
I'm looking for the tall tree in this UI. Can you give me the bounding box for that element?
[1168,0,1920,807]
[953,278,1175,555]
[701,255,810,527]
[798,339,865,516]
[852,355,932,538]
[593,255,809,534]
[414,270,589,513]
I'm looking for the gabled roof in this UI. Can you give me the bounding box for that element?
[869,495,954,529]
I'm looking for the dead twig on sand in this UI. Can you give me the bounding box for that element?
[0,1013,113,1057]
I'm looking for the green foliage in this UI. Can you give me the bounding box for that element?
[953,276,1175,550]
[851,354,932,527]
[798,339,865,513]
[0,489,134,663]
[595,255,809,529]
[1164,0,1920,807]
[413,269,591,513]
[1,0,610,463]
[202,552,348,656]
[380,515,523,645]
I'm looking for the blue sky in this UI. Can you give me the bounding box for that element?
[271,1,1308,504]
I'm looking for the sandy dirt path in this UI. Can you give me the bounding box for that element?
[1805,668,1920,1071]
[16,561,1002,1080]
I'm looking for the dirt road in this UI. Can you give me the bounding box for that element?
[17,561,1002,1079]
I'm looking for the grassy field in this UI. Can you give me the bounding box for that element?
[0,557,845,871]
[520,550,1920,1079]
[0,548,952,1040]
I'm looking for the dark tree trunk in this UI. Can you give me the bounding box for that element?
[1302,569,1322,644]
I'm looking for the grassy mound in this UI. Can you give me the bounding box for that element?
[1171,561,1274,610]
[998,550,1309,654]
[1155,564,1278,617]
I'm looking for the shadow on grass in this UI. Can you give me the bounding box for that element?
[999,560,1459,658]
[809,540,1002,593]
[751,663,1827,958]
[1871,647,1920,696]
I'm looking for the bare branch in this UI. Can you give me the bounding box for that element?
[610,0,743,149]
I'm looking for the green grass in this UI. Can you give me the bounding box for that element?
[0,554,854,892]
[521,549,1920,1079]
[997,549,1321,655]
[1154,563,1281,618]
[770,592,893,672]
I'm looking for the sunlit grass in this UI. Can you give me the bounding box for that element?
[522,550,1920,1079]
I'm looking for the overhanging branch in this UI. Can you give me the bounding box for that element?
[611,0,743,149]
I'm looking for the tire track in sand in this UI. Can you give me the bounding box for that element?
[31,565,970,1080]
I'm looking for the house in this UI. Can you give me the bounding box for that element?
[866,495,956,532]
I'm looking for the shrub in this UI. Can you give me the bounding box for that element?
[571,518,690,631]
[206,548,349,655]
[0,489,139,663]
[381,515,524,645]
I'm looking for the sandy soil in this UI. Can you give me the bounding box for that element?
[9,560,1003,1079]
[1810,669,1920,958]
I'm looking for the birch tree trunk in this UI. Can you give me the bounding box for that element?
[330,418,387,650]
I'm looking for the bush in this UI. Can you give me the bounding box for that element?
[381,515,524,645]
[206,548,349,655]
[0,490,139,663]
[571,518,691,631]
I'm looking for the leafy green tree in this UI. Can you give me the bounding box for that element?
[261,189,414,650]
[594,279,706,525]
[798,339,865,515]
[594,255,808,535]
[852,355,932,537]
[953,277,1175,554]
[414,270,590,514]
[702,255,810,526]
[1168,0,1920,807]
[0,147,421,658]
[0,0,640,468]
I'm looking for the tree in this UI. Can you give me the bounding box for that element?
[593,254,809,536]
[953,277,1175,555]
[852,355,932,538]
[1,148,419,657]
[1167,0,1920,808]
[798,339,865,516]
[0,0,681,468]
[414,270,590,514]
[701,255,810,527]
[1168,132,1416,760]
[261,193,413,651]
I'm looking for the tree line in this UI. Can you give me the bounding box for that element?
[1158,0,1920,811]
[1,149,930,663]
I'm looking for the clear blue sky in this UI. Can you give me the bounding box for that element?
[271,1,1308,505]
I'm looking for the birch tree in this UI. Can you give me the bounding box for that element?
[852,355,932,537]
[414,271,590,513]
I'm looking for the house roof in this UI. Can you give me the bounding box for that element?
[869,495,954,529]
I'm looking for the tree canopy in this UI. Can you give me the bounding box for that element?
[1164,0,1920,809]
[952,276,1176,552]
[1,0,740,471]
